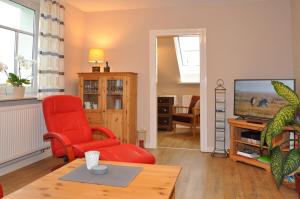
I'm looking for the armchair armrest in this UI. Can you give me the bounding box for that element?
[91,127,116,139]
[43,132,75,162]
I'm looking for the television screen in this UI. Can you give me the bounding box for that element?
[234,79,296,119]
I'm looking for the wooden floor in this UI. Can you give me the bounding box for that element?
[0,148,297,199]
[158,128,200,149]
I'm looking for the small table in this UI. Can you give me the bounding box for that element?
[6,159,181,199]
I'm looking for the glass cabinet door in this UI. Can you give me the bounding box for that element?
[83,80,99,110]
[106,79,123,110]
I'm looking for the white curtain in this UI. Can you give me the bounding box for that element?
[38,0,65,99]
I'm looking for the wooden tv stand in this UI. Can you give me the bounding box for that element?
[228,118,290,172]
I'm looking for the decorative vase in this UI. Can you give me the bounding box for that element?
[295,172,300,198]
[13,86,25,99]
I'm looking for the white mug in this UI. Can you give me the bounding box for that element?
[85,151,100,170]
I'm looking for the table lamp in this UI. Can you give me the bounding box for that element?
[88,48,105,72]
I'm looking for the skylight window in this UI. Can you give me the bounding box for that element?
[174,35,200,83]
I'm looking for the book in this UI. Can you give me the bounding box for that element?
[237,148,259,159]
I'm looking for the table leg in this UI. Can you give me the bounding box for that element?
[170,188,175,199]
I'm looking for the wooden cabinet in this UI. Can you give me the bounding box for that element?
[78,72,137,144]
[157,97,174,131]
[228,118,290,172]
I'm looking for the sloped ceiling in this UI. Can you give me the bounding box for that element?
[64,0,268,12]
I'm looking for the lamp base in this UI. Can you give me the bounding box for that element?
[92,66,101,72]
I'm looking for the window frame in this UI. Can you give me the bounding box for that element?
[0,0,39,95]
[174,35,201,84]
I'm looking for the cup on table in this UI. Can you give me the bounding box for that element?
[85,151,100,170]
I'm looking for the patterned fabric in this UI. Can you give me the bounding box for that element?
[38,0,65,99]
[188,96,200,114]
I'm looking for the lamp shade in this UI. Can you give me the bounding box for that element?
[88,48,105,63]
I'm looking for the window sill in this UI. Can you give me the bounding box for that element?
[0,96,40,107]
[0,96,37,102]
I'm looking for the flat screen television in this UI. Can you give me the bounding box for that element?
[234,79,296,120]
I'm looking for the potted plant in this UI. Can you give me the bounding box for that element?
[0,56,35,98]
[261,81,300,196]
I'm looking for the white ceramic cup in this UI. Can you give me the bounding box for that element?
[85,151,100,170]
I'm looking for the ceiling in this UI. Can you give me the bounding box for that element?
[64,0,266,12]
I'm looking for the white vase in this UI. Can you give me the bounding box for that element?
[13,86,25,99]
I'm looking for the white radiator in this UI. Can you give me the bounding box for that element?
[0,103,49,165]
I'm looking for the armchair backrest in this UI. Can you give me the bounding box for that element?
[188,95,200,114]
[42,95,93,155]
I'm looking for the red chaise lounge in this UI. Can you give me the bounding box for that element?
[42,95,155,164]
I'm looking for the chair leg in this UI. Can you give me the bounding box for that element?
[172,123,176,135]
[192,126,196,137]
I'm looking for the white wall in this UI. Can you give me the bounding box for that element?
[64,4,85,95]
[291,0,300,95]
[66,0,294,149]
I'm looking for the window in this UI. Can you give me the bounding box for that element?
[0,0,38,91]
[174,35,201,83]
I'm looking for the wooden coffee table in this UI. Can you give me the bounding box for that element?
[6,159,181,199]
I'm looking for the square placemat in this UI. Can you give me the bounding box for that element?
[60,164,143,187]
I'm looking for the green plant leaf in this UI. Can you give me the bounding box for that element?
[271,146,284,187]
[271,105,296,135]
[260,128,267,149]
[272,81,300,105]
[295,107,300,126]
[283,149,300,176]
[264,105,296,149]
[20,79,30,85]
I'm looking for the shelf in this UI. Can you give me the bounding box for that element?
[235,140,265,149]
[83,93,98,95]
[107,94,123,96]
[235,139,290,152]
[231,154,270,171]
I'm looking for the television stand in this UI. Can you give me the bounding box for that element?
[228,118,290,172]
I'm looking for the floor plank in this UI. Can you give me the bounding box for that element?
[158,128,200,149]
[0,148,298,199]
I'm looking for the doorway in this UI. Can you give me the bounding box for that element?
[156,35,200,149]
[148,29,208,152]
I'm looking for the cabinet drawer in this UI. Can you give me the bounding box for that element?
[158,116,171,125]
[157,97,174,104]
[158,106,171,114]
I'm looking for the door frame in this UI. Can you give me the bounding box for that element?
[148,28,209,152]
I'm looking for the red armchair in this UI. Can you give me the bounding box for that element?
[42,95,155,164]
[0,184,3,198]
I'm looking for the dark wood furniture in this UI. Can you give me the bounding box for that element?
[157,97,174,131]
[172,96,200,137]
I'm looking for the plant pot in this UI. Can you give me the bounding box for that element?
[13,86,25,99]
[295,172,300,199]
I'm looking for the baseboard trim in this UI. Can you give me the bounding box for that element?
[201,146,214,153]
